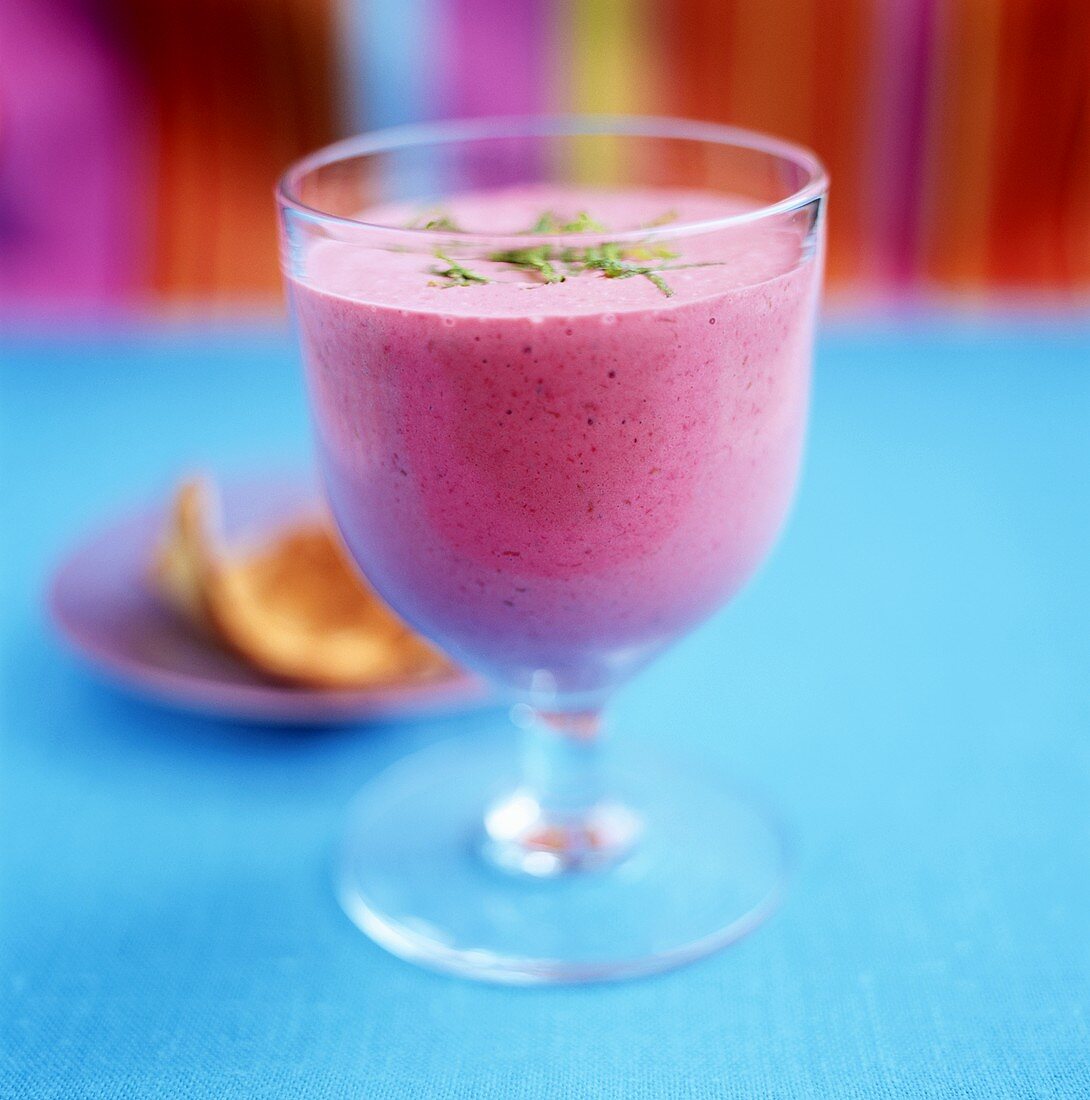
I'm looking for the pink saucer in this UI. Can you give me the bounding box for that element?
[47,477,491,724]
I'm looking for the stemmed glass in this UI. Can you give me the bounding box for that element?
[277,116,826,983]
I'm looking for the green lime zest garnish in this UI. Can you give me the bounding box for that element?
[428,251,489,287]
[422,211,701,297]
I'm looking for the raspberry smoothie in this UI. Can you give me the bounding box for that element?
[289,185,821,696]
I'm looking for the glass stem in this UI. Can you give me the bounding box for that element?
[483,706,642,877]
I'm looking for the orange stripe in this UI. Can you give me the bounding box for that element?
[986,0,1090,288]
[919,0,1003,289]
[661,0,733,122]
[1059,32,1090,286]
[642,0,724,188]
[726,0,816,142]
[810,0,876,286]
[159,1,207,298]
[113,0,339,303]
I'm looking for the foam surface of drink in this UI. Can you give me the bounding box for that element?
[291,185,820,695]
[302,184,807,315]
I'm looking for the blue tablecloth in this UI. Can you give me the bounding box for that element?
[3,316,1088,1098]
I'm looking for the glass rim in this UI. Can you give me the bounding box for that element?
[276,114,829,247]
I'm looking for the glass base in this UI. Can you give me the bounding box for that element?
[336,730,787,984]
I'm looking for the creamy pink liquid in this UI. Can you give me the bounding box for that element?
[290,186,821,696]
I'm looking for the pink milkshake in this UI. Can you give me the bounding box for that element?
[282,122,829,984]
[289,185,821,697]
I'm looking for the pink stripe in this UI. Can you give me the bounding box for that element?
[0,1,151,311]
[866,0,938,289]
[443,0,550,120]
[432,0,552,190]
[892,0,938,285]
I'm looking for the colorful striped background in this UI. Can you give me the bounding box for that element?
[1,0,1087,309]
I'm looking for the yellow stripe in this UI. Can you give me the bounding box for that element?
[559,0,656,185]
